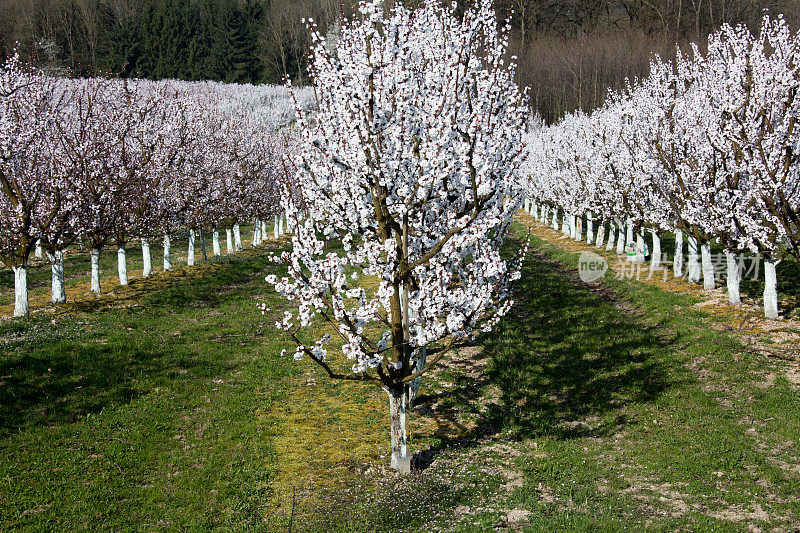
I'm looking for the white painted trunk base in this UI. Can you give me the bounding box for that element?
[586,214,594,244]
[48,251,66,304]
[142,239,152,278]
[253,219,261,246]
[674,230,684,278]
[212,231,221,256]
[188,230,196,266]
[163,234,173,271]
[764,261,779,319]
[650,231,662,270]
[90,248,101,294]
[634,232,646,264]
[605,221,616,252]
[615,220,626,255]
[12,265,28,317]
[687,237,701,283]
[595,221,605,248]
[35,239,42,259]
[226,229,233,254]
[700,243,715,290]
[117,246,128,286]
[233,224,242,251]
[387,389,410,474]
[725,251,741,304]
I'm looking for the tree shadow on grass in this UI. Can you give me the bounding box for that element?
[414,247,680,469]
[0,341,177,439]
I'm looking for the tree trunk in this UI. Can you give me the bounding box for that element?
[200,229,208,262]
[595,219,605,248]
[764,260,779,319]
[635,231,646,264]
[700,242,715,290]
[387,387,410,474]
[551,208,558,230]
[142,238,152,278]
[163,234,173,271]
[47,251,66,304]
[687,236,701,283]
[188,229,196,266]
[253,219,261,246]
[117,245,128,286]
[674,230,684,278]
[212,230,221,256]
[35,239,43,259]
[90,248,101,294]
[226,228,233,254]
[605,220,615,251]
[626,220,634,251]
[725,251,741,304]
[586,212,594,244]
[12,265,29,317]
[234,224,242,251]
[650,230,662,270]
[615,220,626,255]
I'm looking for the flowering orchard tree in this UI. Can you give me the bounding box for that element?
[0,54,56,316]
[266,0,527,472]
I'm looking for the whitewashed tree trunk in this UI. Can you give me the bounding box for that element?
[764,260,779,319]
[262,219,269,239]
[35,239,42,259]
[278,216,285,237]
[626,220,634,250]
[90,248,101,294]
[687,236,701,283]
[163,234,173,271]
[253,219,261,246]
[387,388,410,474]
[12,265,29,317]
[674,230,684,278]
[650,230,662,270]
[551,209,559,230]
[700,242,715,290]
[212,230,221,256]
[615,220,626,255]
[47,251,66,304]
[233,224,242,251]
[634,231,646,264]
[572,214,581,240]
[586,213,594,244]
[117,246,128,286]
[226,228,233,254]
[725,251,741,304]
[605,220,615,251]
[142,238,153,278]
[188,230,196,266]
[595,219,605,248]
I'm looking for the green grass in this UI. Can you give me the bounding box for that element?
[1,221,799,531]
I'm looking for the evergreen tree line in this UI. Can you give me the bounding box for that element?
[2,0,799,119]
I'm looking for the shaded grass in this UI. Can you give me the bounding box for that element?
[3,219,800,531]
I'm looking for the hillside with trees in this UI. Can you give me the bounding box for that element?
[2,0,799,120]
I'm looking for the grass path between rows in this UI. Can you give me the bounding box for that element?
[1,217,799,531]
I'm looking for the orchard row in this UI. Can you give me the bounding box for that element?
[0,56,312,316]
[523,15,800,319]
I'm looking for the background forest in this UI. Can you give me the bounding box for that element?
[2,0,799,121]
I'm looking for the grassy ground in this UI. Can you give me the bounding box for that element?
[1,218,799,531]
